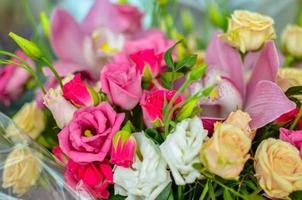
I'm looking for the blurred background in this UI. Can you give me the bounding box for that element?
[0,0,302,113]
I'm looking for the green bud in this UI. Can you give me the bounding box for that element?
[87,85,100,106]
[143,64,153,82]
[181,9,194,33]
[188,64,207,81]
[175,97,198,121]
[9,32,42,59]
[152,118,162,128]
[40,12,50,38]
[113,130,131,149]
[122,121,135,133]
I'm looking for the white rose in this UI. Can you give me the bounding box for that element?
[160,117,207,185]
[114,132,171,200]
[281,24,302,58]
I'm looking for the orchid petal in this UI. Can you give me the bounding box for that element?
[245,81,295,129]
[205,32,245,97]
[50,8,86,66]
[43,61,87,77]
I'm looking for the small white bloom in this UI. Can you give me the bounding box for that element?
[43,88,77,129]
[160,117,208,185]
[114,132,171,200]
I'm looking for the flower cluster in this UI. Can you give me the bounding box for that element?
[2,1,302,199]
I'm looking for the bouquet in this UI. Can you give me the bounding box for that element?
[1,0,302,199]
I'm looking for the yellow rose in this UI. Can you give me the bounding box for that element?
[277,68,302,92]
[220,10,276,53]
[281,25,302,58]
[2,146,42,196]
[12,101,45,139]
[200,122,251,179]
[254,138,302,198]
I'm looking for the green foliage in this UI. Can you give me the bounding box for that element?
[156,183,174,200]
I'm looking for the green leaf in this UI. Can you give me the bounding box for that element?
[175,97,198,121]
[164,40,183,70]
[145,128,164,144]
[40,12,50,38]
[208,181,216,200]
[199,181,209,200]
[245,193,265,200]
[223,189,233,200]
[156,182,174,200]
[290,190,302,200]
[176,54,197,70]
[160,72,184,89]
[285,86,302,97]
[187,64,207,81]
[109,195,126,200]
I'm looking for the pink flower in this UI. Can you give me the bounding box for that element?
[275,108,299,124]
[58,102,125,163]
[280,128,302,158]
[63,73,97,107]
[140,90,184,128]
[195,32,295,129]
[0,50,34,106]
[35,77,58,108]
[52,146,68,165]
[129,49,163,78]
[101,63,142,110]
[110,131,136,168]
[50,0,143,76]
[65,159,113,199]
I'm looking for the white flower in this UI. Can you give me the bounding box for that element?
[160,117,208,185]
[43,88,77,129]
[114,132,171,200]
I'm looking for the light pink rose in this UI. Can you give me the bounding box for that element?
[65,159,113,199]
[140,89,184,128]
[63,73,96,107]
[0,50,34,106]
[58,102,125,163]
[280,128,302,158]
[129,49,163,77]
[101,63,142,110]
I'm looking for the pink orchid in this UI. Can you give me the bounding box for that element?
[63,73,98,107]
[129,49,163,78]
[50,0,143,76]
[196,33,295,129]
[110,131,136,168]
[0,50,34,106]
[280,128,302,158]
[65,159,113,199]
[140,89,184,128]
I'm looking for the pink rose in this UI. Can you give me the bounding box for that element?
[101,63,142,110]
[52,146,68,165]
[65,159,113,199]
[110,130,136,168]
[0,50,34,106]
[63,73,98,107]
[129,49,163,77]
[140,89,184,128]
[280,128,302,158]
[58,102,125,163]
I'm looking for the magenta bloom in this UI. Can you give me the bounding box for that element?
[130,49,163,77]
[58,102,125,163]
[280,128,302,158]
[65,159,113,199]
[140,89,184,128]
[196,33,295,129]
[101,62,142,110]
[0,50,34,106]
[50,0,143,76]
[63,74,95,107]
[110,131,136,168]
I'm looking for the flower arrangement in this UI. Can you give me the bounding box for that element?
[2,0,302,199]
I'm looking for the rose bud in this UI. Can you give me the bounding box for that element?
[281,24,302,58]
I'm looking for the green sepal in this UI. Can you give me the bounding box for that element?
[187,63,207,81]
[175,97,199,121]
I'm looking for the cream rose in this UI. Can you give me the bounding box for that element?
[220,10,276,53]
[200,110,252,179]
[2,146,42,196]
[281,24,302,58]
[254,138,302,198]
[11,101,45,139]
[277,68,302,91]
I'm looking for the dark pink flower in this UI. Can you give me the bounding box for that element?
[65,159,113,199]
[101,62,142,110]
[58,102,125,163]
[62,73,97,107]
[130,49,163,78]
[280,128,302,158]
[52,146,68,165]
[0,50,34,106]
[140,89,184,128]
[110,131,136,168]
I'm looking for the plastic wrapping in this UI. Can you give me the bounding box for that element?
[0,112,96,200]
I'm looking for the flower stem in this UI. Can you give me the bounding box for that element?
[41,57,63,88]
[290,105,302,130]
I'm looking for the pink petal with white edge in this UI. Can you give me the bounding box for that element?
[246,41,279,97]
[244,81,295,129]
[50,8,86,66]
[205,32,245,97]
